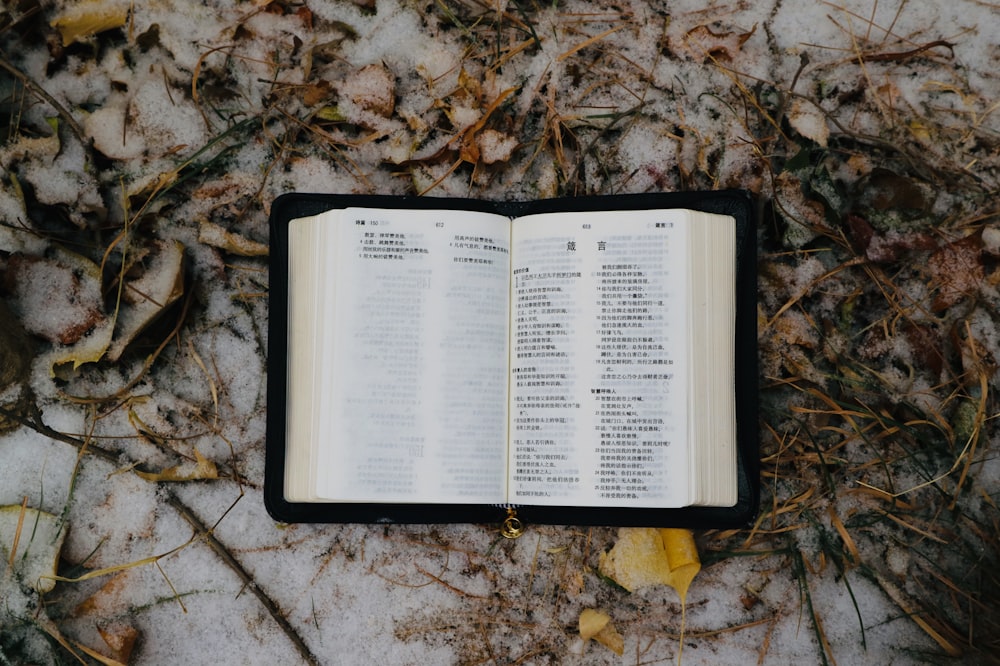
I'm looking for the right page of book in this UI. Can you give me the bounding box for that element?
[508,209,696,508]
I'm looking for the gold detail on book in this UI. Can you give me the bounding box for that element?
[500,508,524,539]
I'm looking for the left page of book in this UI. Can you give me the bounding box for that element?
[286,207,513,504]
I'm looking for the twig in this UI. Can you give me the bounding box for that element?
[165,494,323,666]
[0,399,314,661]
[858,40,955,64]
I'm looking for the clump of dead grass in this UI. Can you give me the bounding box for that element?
[723,4,1000,662]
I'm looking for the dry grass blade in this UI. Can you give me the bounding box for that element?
[6,496,28,572]
[870,570,963,657]
[556,25,627,62]
[0,54,86,144]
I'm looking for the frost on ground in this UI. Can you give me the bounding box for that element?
[1,0,998,664]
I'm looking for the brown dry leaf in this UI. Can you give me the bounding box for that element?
[97,623,139,664]
[134,448,218,482]
[74,571,136,617]
[677,22,757,62]
[301,79,333,107]
[199,220,269,257]
[769,309,828,385]
[787,98,829,147]
[3,248,115,374]
[455,67,483,105]
[847,212,937,263]
[106,240,186,362]
[457,87,516,165]
[927,233,985,310]
[4,252,107,346]
[0,300,32,392]
[774,171,828,248]
[867,169,929,211]
[903,322,945,376]
[50,0,128,46]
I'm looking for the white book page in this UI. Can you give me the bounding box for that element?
[508,209,691,508]
[314,207,511,504]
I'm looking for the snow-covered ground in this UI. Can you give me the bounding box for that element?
[1,0,998,663]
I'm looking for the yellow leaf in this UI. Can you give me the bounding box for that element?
[597,528,701,663]
[51,1,128,47]
[579,609,624,655]
[660,528,700,664]
[597,527,671,591]
[579,608,610,640]
[198,221,269,257]
[135,449,218,482]
[659,528,701,603]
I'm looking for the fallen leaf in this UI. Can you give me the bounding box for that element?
[787,98,829,147]
[97,623,139,664]
[579,609,625,655]
[74,571,136,617]
[867,168,928,211]
[773,171,827,248]
[598,527,671,592]
[4,252,107,345]
[659,528,701,603]
[676,22,757,62]
[597,528,701,660]
[0,300,31,392]
[106,239,186,362]
[597,527,702,599]
[457,87,516,165]
[199,220,269,256]
[927,233,985,310]
[134,448,218,482]
[2,247,115,374]
[579,608,610,640]
[301,79,332,107]
[456,67,482,105]
[902,322,945,376]
[50,0,128,46]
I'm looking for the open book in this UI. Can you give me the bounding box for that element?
[266,191,757,528]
